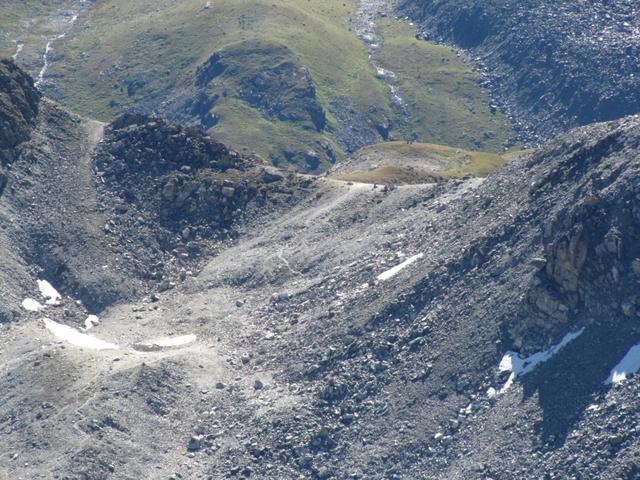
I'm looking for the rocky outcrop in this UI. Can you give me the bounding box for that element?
[94,113,305,239]
[329,97,390,154]
[400,0,640,142]
[196,41,327,131]
[0,59,40,194]
[515,120,640,344]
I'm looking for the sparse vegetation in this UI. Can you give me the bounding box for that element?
[331,141,531,184]
[44,0,390,169]
[0,0,515,169]
[377,19,513,152]
[332,164,443,185]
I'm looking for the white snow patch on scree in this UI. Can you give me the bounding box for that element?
[84,315,99,331]
[12,43,23,61]
[605,343,640,385]
[377,253,424,281]
[153,335,197,347]
[133,334,197,352]
[38,280,61,305]
[496,328,585,394]
[22,298,45,312]
[43,318,118,350]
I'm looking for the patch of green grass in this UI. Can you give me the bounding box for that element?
[0,0,81,75]
[357,141,466,159]
[340,141,530,181]
[332,165,442,185]
[0,0,47,55]
[377,19,513,153]
[0,0,60,66]
[212,99,344,170]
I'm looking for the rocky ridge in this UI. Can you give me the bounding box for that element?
[235,114,640,479]
[0,59,39,194]
[93,112,310,294]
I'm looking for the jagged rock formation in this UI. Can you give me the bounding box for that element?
[517,121,640,348]
[400,0,640,142]
[0,59,39,195]
[94,112,306,241]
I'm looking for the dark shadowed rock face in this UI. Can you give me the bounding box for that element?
[400,0,640,142]
[0,59,40,194]
[508,117,640,350]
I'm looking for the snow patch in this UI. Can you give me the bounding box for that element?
[22,298,45,312]
[605,343,640,385]
[43,318,118,350]
[496,328,584,394]
[153,334,197,347]
[38,280,61,305]
[12,43,23,61]
[133,334,197,352]
[377,253,424,281]
[84,315,99,331]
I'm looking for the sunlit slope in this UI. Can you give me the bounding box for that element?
[6,0,515,169]
[45,0,384,168]
[377,19,512,153]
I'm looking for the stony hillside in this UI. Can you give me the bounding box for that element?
[2,59,640,479]
[400,0,640,142]
[0,59,307,323]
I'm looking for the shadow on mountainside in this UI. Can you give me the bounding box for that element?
[522,319,640,447]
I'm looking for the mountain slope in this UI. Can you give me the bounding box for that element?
[400,0,640,142]
[2,58,640,478]
[1,0,515,169]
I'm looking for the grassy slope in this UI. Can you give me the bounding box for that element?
[46,0,391,169]
[378,19,512,152]
[331,141,530,184]
[3,1,516,169]
[333,165,443,185]
[0,0,100,84]
[0,0,49,54]
[0,0,72,66]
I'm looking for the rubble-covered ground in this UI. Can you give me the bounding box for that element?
[2,60,640,479]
